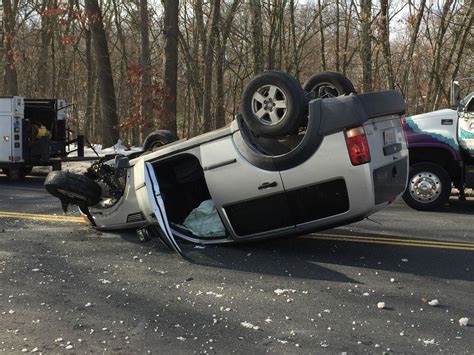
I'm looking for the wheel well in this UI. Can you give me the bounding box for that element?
[408,147,461,183]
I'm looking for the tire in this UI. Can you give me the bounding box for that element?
[402,162,451,211]
[44,171,102,206]
[240,71,308,137]
[3,167,22,181]
[303,71,355,99]
[143,130,178,151]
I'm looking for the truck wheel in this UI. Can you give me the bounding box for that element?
[402,163,451,211]
[240,71,308,137]
[44,171,102,206]
[303,71,355,99]
[143,130,178,151]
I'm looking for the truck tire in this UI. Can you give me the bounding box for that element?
[143,130,178,151]
[402,162,451,211]
[2,166,31,181]
[240,71,308,137]
[44,171,102,206]
[303,71,355,99]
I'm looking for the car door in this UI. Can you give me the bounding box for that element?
[135,160,183,256]
[279,133,352,227]
[200,136,294,239]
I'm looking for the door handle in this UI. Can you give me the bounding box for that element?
[258,181,278,190]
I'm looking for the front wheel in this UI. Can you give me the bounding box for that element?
[44,171,102,206]
[402,162,451,211]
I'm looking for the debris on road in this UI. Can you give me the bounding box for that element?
[241,321,261,330]
[428,299,439,307]
[274,288,296,296]
[377,302,386,309]
[459,317,469,326]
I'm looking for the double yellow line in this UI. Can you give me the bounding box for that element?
[304,233,474,251]
[0,211,84,224]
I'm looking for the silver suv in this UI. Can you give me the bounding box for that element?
[45,71,408,256]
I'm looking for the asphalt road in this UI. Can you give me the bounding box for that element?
[0,173,473,353]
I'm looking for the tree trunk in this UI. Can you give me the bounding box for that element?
[335,0,340,72]
[360,0,372,92]
[215,0,240,129]
[202,0,221,132]
[318,0,326,71]
[85,0,119,147]
[250,0,264,74]
[85,28,94,139]
[2,0,18,95]
[401,0,426,96]
[379,0,394,89]
[140,0,153,142]
[162,0,179,135]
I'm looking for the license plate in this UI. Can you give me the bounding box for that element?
[383,129,396,146]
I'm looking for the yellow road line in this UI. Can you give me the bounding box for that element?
[304,234,474,251]
[0,211,84,223]
[316,232,474,248]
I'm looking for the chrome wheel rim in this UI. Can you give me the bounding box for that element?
[251,84,288,126]
[408,172,442,203]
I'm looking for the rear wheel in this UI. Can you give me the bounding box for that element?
[2,166,32,180]
[143,130,178,151]
[44,171,102,206]
[303,71,355,99]
[240,71,308,137]
[402,162,451,211]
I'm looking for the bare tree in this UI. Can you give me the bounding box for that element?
[85,0,119,146]
[360,0,372,92]
[162,0,179,135]
[2,0,18,95]
[250,0,264,74]
[140,0,152,142]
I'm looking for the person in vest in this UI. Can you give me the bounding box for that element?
[37,124,51,162]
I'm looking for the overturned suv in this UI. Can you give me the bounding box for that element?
[45,71,408,256]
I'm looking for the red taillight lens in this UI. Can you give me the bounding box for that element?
[345,126,371,166]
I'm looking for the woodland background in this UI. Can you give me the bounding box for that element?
[0,0,472,146]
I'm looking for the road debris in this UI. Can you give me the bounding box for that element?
[241,321,261,330]
[459,317,469,326]
[428,299,439,307]
[377,302,386,309]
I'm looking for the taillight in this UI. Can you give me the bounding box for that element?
[345,126,371,166]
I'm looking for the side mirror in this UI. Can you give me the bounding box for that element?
[115,155,130,169]
[450,80,461,108]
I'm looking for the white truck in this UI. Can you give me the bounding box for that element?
[0,96,74,180]
[402,78,474,210]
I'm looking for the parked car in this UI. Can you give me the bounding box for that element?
[45,71,408,256]
[402,77,474,210]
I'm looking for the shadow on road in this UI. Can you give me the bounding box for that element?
[122,229,474,284]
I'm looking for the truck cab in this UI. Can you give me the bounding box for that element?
[403,77,474,210]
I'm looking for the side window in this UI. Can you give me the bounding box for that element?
[286,179,349,224]
[224,192,293,237]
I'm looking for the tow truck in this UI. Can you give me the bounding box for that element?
[403,77,474,210]
[0,96,88,180]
